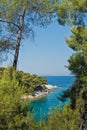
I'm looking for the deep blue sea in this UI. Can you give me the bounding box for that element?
[30,76,75,120]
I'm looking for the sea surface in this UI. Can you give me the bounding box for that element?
[30,76,75,120]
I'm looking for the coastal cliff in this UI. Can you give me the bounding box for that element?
[22,84,60,99]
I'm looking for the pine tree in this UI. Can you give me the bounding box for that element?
[0,0,57,69]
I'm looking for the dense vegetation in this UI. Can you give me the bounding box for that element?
[0,67,35,129]
[0,67,81,130]
[57,0,87,128]
[43,104,81,130]
[0,67,47,93]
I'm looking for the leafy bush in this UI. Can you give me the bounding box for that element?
[0,67,40,130]
[0,67,47,94]
[42,104,81,130]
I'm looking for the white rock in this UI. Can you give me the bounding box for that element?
[45,84,58,89]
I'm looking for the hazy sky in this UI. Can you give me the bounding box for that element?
[1,22,74,76]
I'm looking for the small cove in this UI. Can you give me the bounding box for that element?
[29,76,75,120]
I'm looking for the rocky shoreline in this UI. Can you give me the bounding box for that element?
[22,84,60,99]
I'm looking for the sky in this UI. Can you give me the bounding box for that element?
[1,22,74,76]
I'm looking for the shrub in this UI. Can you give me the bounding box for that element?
[0,67,39,130]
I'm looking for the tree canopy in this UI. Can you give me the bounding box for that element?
[57,0,87,26]
[56,2,87,128]
[0,0,58,68]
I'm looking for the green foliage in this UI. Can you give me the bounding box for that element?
[0,67,47,94]
[59,23,87,110]
[0,0,56,65]
[68,53,87,77]
[0,67,81,130]
[16,72,47,93]
[57,0,74,25]
[67,26,87,80]
[66,26,87,51]
[41,103,81,130]
[0,67,4,79]
[0,67,41,130]
[57,0,87,26]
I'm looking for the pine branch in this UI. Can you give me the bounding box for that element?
[0,19,19,28]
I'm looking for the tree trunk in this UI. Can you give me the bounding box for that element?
[13,6,26,70]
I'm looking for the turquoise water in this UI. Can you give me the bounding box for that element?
[30,76,75,120]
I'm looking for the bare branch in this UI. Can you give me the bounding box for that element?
[0,19,19,28]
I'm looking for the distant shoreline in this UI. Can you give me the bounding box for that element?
[22,84,60,100]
